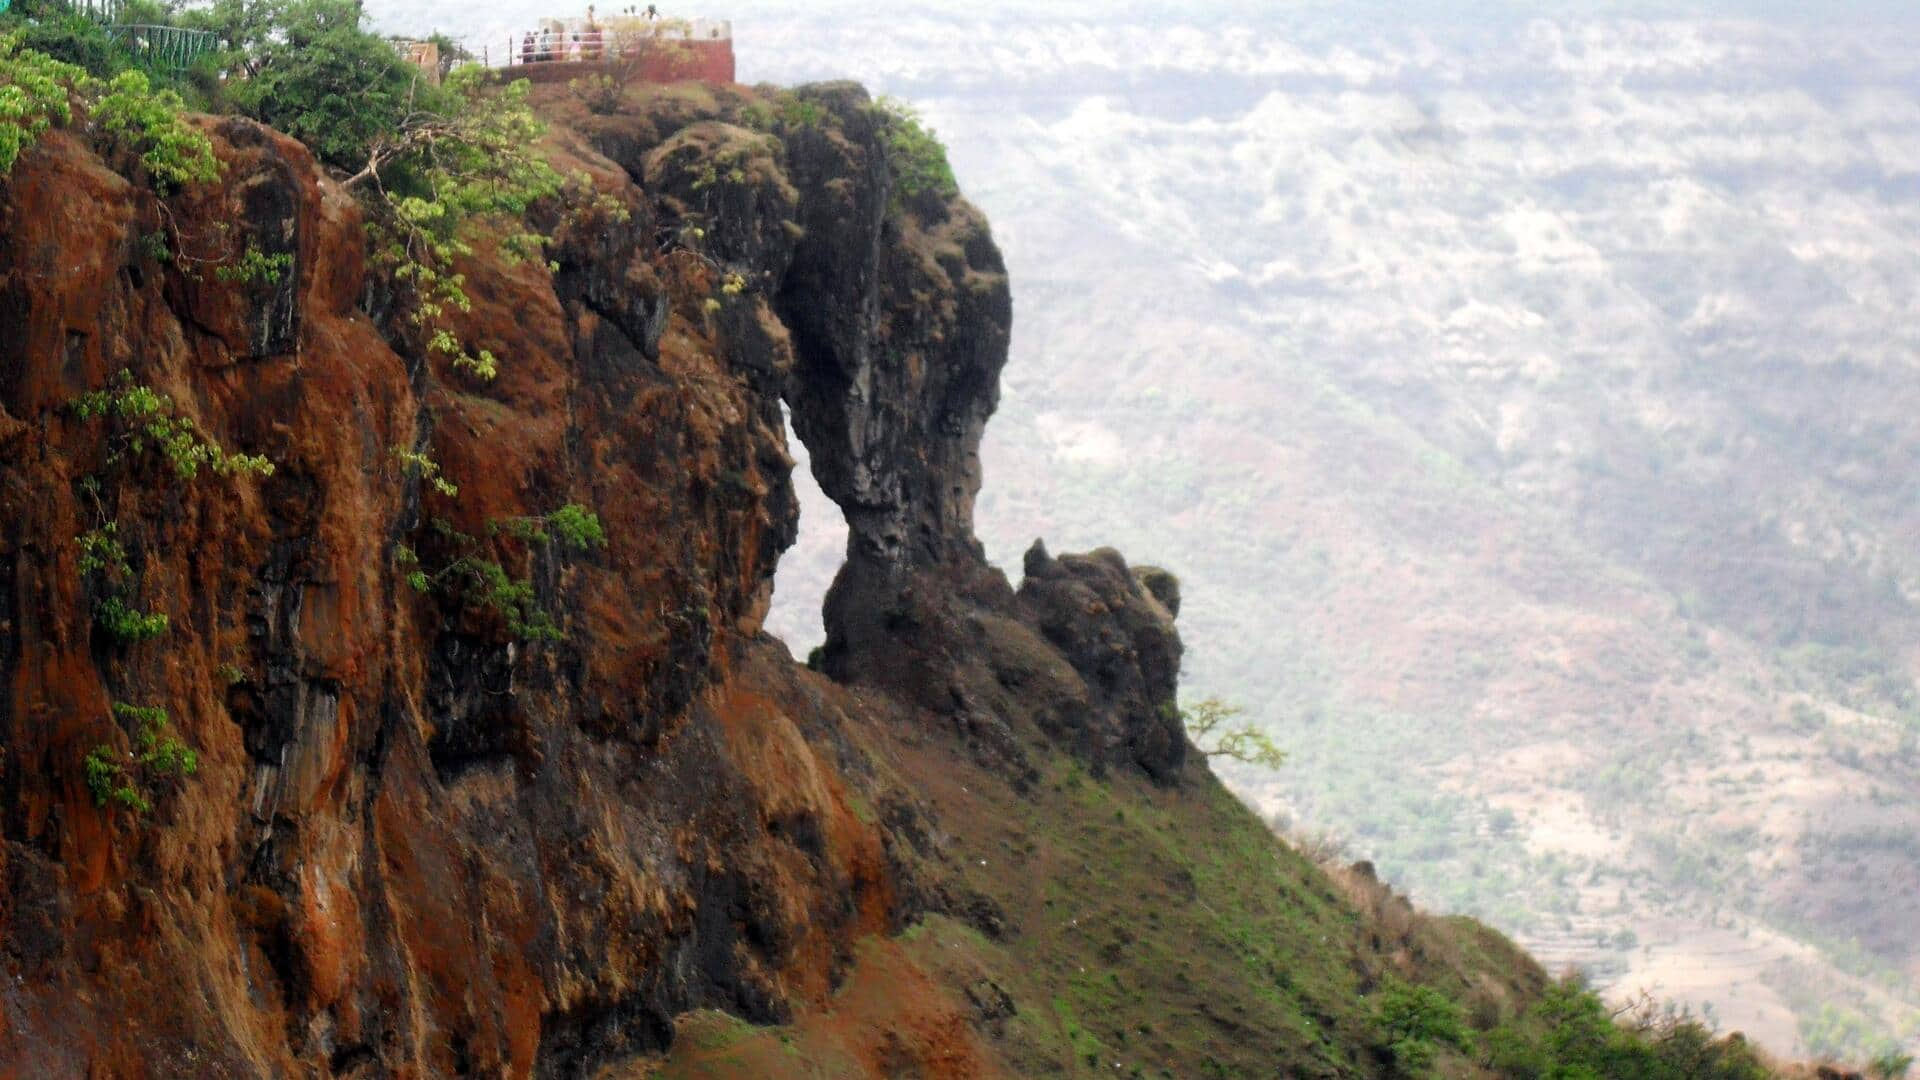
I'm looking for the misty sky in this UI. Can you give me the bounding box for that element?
[365,3,1920,84]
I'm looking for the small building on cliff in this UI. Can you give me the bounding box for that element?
[398,39,443,85]
[509,14,735,85]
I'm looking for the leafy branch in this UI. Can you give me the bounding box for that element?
[0,33,218,189]
[85,702,198,815]
[400,537,560,644]
[213,244,294,285]
[77,522,169,644]
[391,444,459,497]
[1177,697,1288,769]
[70,370,275,481]
[352,69,564,383]
[490,503,608,551]
[399,505,606,645]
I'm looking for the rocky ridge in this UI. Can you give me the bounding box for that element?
[0,78,1241,1078]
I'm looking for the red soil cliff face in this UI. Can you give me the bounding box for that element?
[0,84,1191,1078]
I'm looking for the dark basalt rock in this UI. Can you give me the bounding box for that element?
[776,82,1012,568]
[1017,543,1186,783]
[751,89,1191,784]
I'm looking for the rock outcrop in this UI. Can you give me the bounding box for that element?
[1018,544,1186,782]
[0,82,1199,1077]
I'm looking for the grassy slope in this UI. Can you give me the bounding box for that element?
[644,702,1547,1079]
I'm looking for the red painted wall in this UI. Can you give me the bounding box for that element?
[507,38,735,85]
[640,38,734,84]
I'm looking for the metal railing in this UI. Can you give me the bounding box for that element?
[497,28,730,66]
[104,24,221,72]
[74,0,121,22]
[47,0,222,71]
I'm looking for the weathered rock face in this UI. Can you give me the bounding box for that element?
[0,84,1185,1076]
[1018,544,1186,782]
[775,83,1013,570]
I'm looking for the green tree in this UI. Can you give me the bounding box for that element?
[85,702,198,816]
[350,66,561,381]
[214,0,423,171]
[201,0,562,381]
[871,95,957,205]
[1374,979,1470,1076]
[0,28,88,173]
[1484,979,1769,1080]
[1178,697,1288,769]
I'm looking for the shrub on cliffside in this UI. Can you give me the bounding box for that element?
[1373,978,1471,1075]
[213,0,422,171]
[872,95,958,206]
[0,29,83,174]
[2,30,216,185]
[92,68,219,190]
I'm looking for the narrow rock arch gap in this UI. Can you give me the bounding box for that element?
[766,402,846,657]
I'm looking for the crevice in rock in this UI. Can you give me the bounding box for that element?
[535,992,676,1079]
[425,632,523,779]
[764,403,841,658]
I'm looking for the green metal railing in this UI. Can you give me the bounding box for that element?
[38,1,219,72]
[104,23,221,72]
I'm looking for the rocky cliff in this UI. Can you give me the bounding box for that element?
[0,80,1549,1078]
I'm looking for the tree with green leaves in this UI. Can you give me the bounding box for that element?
[204,0,422,171]
[1178,697,1288,769]
[188,0,563,381]
[1374,978,1471,1076]
[349,67,562,382]
[1,28,215,183]
[871,95,957,206]
[85,702,197,816]
[1483,979,1771,1080]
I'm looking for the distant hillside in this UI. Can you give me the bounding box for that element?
[751,5,1920,1061]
